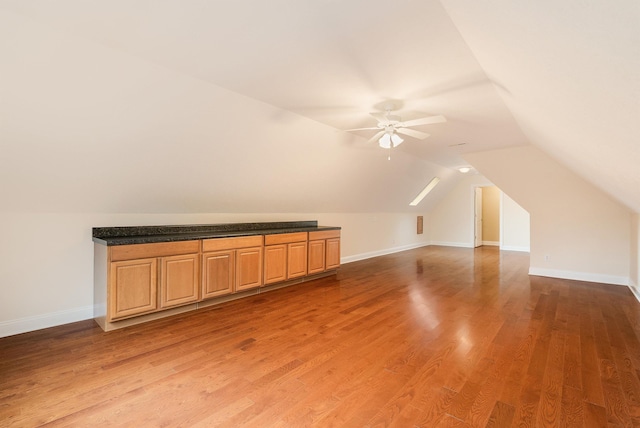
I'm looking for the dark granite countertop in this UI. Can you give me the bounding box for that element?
[93,221,341,246]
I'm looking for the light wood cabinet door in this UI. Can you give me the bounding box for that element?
[109,258,158,320]
[326,238,341,270]
[236,246,263,291]
[160,254,199,308]
[307,239,326,274]
[288,241,307,279]
[264,244,287,285]
[202,250,235,299]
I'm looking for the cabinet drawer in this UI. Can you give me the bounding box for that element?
[264,232,308,245]
[308,230,340,240]
[110,240,200,262]
[202,235,264,252]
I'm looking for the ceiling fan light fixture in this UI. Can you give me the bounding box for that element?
[344,107,444,156]
[379,132,403,148]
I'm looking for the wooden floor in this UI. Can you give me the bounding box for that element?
[2,246,640,427]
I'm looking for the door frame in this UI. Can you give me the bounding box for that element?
[474,187,483,248]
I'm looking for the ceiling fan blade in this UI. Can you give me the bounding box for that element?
[344,126,380,131]
[400,115,446,127]
[369,112,390,125]
[367,130,385,143]
[396,128,430,140]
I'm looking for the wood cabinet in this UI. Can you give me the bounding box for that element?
[109,258,158,320]
[287,241,308,279]
[160,254,199,308]
[326,237,341,270]
[236,246,264,290]
[95,226,339,331]
[307,239,326,275]
[107,240,200,321]
[264,244,287,284]
[202,250,235,299]
[308,230,341,274]
[263,232,308,285]
[202,235,263,295]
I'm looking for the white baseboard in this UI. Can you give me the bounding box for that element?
[341,242,430,264]
[482,241,500,246]
[529,267,629,287]
[429,241,474,248]
[0,305,93,339]
[500,245,530,252]
[630,279,640,303]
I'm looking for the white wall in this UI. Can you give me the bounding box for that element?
[430,174,494,247]
[465,146,631,286]
[429,174,531,253]
[501,193,530,252]
[631,214,640,299]
[0,212,430,338]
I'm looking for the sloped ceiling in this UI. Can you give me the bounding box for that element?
[440,0,640,213]
[0,1,637,213]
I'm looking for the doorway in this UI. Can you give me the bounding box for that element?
[474,187,483,247]
[474,186,501,247]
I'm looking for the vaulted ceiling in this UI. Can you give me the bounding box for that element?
[1,1,638,213]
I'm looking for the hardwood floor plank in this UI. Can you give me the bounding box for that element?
[324,368,409,427]
[536,329,565,427]
[583,401,608,428]
[497,317,540,406]
[447,378,483,421]
[414,386,458,427]
[363,338,461,426]
[560,385,584,427]
[511,374,543,428]
[465,344,517,427]
[1,246,639,427]
[435,414,468,427]
[580,303,606,406]
[220,378,306,427]
[610,343,640,419]
[616,312,640,374]
[564,332,582,390]
[485,400,515,427]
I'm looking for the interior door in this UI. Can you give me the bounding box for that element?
[474,187,483,247]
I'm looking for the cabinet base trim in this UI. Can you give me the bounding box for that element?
[94,270,339,332]
[98,304,197,332]
[197,288,260,309]
[199,270,337,309]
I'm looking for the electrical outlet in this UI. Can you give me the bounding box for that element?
[544,254,550,261]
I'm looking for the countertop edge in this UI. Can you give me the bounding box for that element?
[93,226,341,246]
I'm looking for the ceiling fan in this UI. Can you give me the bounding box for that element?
[345,104,446,152]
